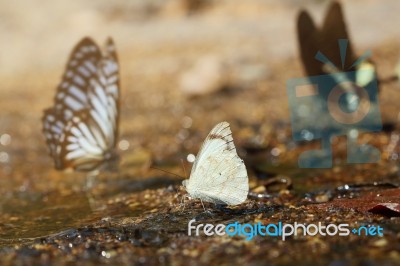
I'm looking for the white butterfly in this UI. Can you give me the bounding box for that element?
[42,37,120,171]
[183,122,249,205]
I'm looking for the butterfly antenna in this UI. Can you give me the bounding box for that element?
[150,166,184,178]
[180,159,188,178]
[379,74,398,85]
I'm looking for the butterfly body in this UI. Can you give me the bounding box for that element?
[43,37,120,171]
[183,122,249,206]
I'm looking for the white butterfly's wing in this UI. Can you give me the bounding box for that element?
[42,37,120,171]
[184,122,249,205]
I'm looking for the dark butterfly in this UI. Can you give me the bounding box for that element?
[297,1,376,87]
[42,37,120,171]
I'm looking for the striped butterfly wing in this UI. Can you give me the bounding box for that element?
[100,38,120,145]
[53,37,103,117]
[42,37,120,171]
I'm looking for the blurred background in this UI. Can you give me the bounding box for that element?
[0,0,399,263]
[1,0,399,172]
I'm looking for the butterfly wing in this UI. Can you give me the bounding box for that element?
[297,10,321,77]
[42,37,120,171]
[42,108,67,169]
[321,1,355,70]
[58,110,111,171]
[297,1,356,76]
[100,38,120,146]
[53,37,103,117]
[184,122,249,205]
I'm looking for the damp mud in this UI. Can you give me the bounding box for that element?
[1,0,400,265]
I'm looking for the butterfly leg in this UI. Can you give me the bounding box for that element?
[179,193,185,211]
[179,194,191,212]
[84,170,100,211]
[86,192,99,212]
[200,199,206,212]
[85,170,99,190]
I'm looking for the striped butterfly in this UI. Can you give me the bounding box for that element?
[182,122,249,205]
[42,37,120,171]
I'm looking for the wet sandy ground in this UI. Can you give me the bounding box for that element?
[0,0,400,265]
